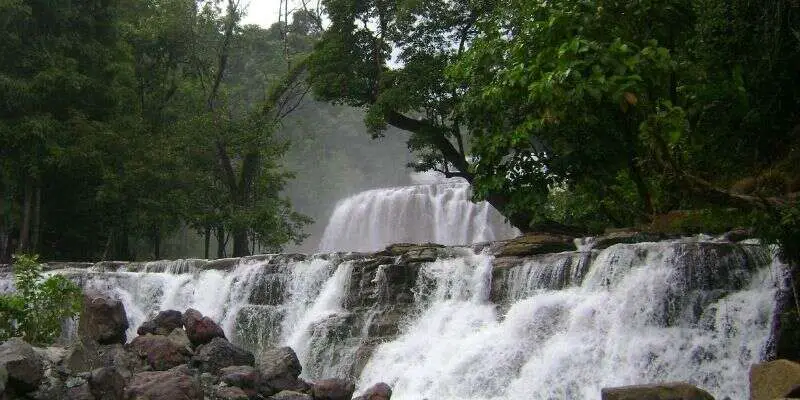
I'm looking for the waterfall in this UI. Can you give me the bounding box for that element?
[10,239,782,399]
[317,177,519,252]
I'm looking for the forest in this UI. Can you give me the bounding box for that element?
[1,0,799,263]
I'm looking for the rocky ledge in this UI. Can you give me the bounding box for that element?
[0,291,390,400]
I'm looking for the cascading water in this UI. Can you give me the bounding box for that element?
[317,173,519,252]
[5,238,782,399]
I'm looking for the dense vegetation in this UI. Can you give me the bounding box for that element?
[0,0,318,262]
[0,254,82,344]
[307,0,800,261]
[1,0,798,263]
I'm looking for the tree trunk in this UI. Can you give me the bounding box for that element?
[232,228,249,257]
[216,225,226,258]
[204,225,211,259]
[18,178,33,253]
[152,225,161,259]
[31,185,41,252]
[0,192,8,263]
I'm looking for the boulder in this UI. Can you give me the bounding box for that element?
[311,378,355,400]
[128,334,192,371]
[78,291,129,345]
[750,359,800,400]
[214,385,250,399]
[89,366,125,400]
[220,365,260,389]
[353,382,392,400]
[182,308,203,330]
[137,309,184,336]
[192,337,254,373]
[271,390,313,400]
[601,382,715,400]
[125,364,202,400]
[593,230,665,250]
[183,308,225,347]
[63,340,141,377]
[784,384,800,398]
[0,364,7,394]
[492,233,574,257]
[0,337,44,393]
[65,381,94,400]
[257,347,307,395]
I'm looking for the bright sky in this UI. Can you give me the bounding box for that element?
[241,0,304,27]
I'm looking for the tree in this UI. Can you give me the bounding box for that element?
[0,254,82,344]
[306,0,542,230]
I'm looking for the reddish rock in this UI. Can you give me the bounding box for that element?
[311,378,355,400]
[124,364,202,400]
[353,382,392,400]
[183,308,225,347]
[128,334,191,371]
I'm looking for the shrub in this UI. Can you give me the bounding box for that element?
[0,254,82,344]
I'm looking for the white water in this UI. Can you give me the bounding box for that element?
[356,244,781,400]
[14,239,781,400]
[317,179,519,252]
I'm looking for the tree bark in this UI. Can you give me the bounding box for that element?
[216,225,226,258]
[31,185,41,252]
[232,228,249,257]
[18,178,33,253]
[204,225,211,259]
[0,192,8,263]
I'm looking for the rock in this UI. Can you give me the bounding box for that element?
[192,337,254,373]
[492,233,574,257]
[257,347,307,395]
[0,337,44,393]
[270,390,313,400]
[137,309,184,336]
[214,385,250,399]
[167,327,193,350]
[78,291,129,345]
[183,308,225,347]
[128,334,192,371]
[785,384,800,398]
[125,364,202,400]
[353,382,392,400]
[311,378,355,400]
[182,308,203,331]
[750,359,800,400]
[89,367,125,400]
[65,382,94,400]
[220,365,260,389]
[0,364,7,394]
[593,229,665,250]
[601,382,715,400]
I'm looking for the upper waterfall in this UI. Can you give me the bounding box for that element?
[317,172,519,252]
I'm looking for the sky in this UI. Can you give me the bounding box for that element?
[240,0,301,27]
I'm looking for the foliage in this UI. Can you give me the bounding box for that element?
[0,254,82,344]
[0,0,316,261]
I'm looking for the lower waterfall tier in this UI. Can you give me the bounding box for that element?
[14,238,783,399]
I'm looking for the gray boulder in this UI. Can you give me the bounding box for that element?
[257,346,308,395]
[0,337,44,393]
[78,291,129,345]
[89,366,125,400]
[192,337,254,373]
[137,309,184,336]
